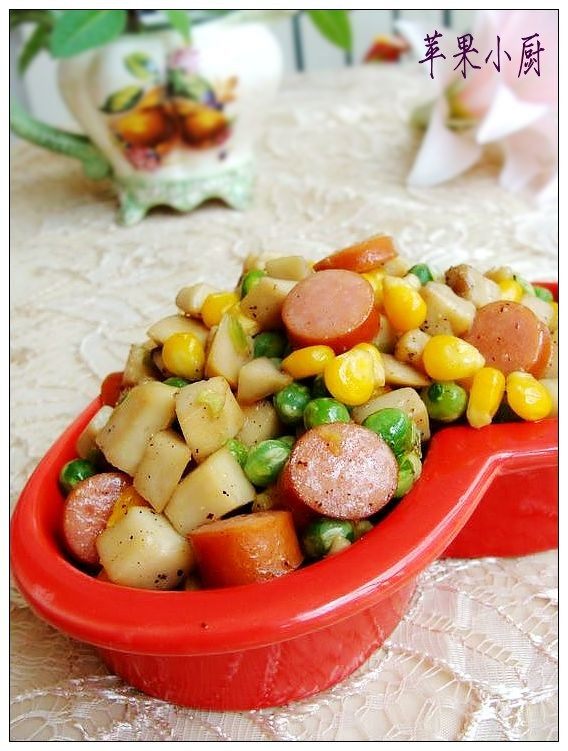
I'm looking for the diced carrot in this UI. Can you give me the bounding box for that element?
[188,511,303,588]
[313,235,397,273]
[106,486,151,529]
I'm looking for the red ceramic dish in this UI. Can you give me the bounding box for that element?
[10,396,557,710]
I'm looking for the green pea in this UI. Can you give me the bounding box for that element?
[253,331,287,359]
[303,398,350,429]
[394,452,422,499]
[302,517,355,559]
[164,376,190,388]
[59,458,98,494]
[408,263,434,285]
[362,408,414,460]
[225,438,249,468]
[421,381,467,423]
[241,269,266,298]
[273,382,312,426]
[513,274,535,296]
[276,435,295,450]
[244,439,291,487]
[311,374,331,399]
[533,285,554,303]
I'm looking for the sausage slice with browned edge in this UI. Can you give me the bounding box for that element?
[464,300,551,377]
[282,269,380,354]
[62,472,130,567]
[278,423,398,526]
[313,235,397,272]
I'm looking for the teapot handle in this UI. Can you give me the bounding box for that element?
[10,99,112,180]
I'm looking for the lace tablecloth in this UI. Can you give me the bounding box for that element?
[10,65,558,741]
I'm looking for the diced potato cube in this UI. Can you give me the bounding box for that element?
[382,256,411,277]
[237,357,293,405]
[240,276,296,331]
[96,507,193,590]
[133,429,192,512]
[76,405,113,460]
[96,381,177,475]
[147,314,208,347]
[242,252,280,273]
[123,342,159,386]
[164,447,256,535]
[176,376,244,463]
[175,283,219,317]
[394,329,430,371]
[420,281,476,336]
[372,314,397,354]
[520,294,554,327]
[445,264,501,308]
[539,378,558,417]
[265,256,313,281]
[382,353,431,388]
[205,312,253,388]
[352,387,430,440]
[236,400,284,447]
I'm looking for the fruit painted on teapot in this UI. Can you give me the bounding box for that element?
[12,22,283,225]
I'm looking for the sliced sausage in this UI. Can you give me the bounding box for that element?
[278,423,398,525]
[189,510,303,588]
[313,235,397,272]
[463,301,551,377]
[62,472,130,567]
[282,270,380,354]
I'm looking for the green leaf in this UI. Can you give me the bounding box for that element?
[10,10,54,31]
[17,23,51,74]
[165,10,191,43]
[125,52,159,81]
[100,85,144,114]
[50,10,127,58]
[306,10,352,52]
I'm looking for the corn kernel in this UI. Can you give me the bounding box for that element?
[498,278,524,302]
[382,276,427,332]
[466,367,506,428]
[282,345,335,379]
[506,371,552,421]
[162,332,205,381]
[353,343,386,388]
[422,335,485,381]
[360,269,385,307]
[324,347,375,406]
[201,291,240,328]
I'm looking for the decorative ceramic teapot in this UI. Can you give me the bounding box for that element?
[11,21,283,225]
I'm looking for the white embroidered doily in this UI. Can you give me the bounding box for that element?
[10,64,557,741]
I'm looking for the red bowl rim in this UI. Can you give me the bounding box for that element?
[10,282,558,657]
[10,399,557,657]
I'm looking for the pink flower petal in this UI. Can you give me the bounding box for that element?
[476,84,549,144]
[499,127,557,193]
[408,101,482,188]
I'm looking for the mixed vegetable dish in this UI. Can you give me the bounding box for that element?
[58,235,558,590]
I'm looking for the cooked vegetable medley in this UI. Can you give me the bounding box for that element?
[59,235,558,591]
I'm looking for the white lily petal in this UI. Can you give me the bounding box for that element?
[408,102,482,188]
[476,84,549,144]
